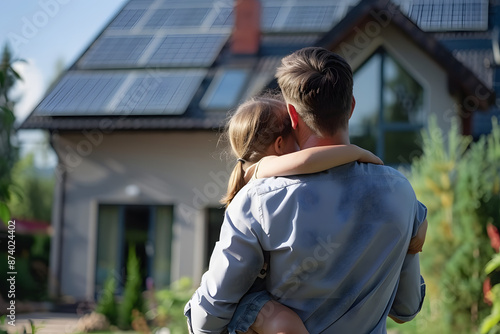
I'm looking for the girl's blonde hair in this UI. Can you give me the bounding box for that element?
[220,94,292,206]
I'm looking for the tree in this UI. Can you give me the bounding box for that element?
[8,151,54,222]
[406,116,500,333]
[0,44,22,224]
[118,245,145,329]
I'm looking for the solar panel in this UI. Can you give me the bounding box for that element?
[210,7,233,27]
[80,36,153,68]
[396,0,488,31]
[148,34,228,67]
[261,6,281,31]
[108,9,146,30]
[114,71,206,115]
[35,73,126,115]
[144,7,211,28]
[283,5,340,31]
[261,4,344,32]
[34,71,206,116]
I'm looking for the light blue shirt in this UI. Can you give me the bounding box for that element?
[187,162,427,333]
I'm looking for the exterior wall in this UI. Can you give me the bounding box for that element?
[335,23,460,135]
[51,130,230,300]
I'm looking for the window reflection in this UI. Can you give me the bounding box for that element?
[201,69,248,110]
[350,49,425,165]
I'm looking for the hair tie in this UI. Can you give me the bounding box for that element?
[237,158,245,164]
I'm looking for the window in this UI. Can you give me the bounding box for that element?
[351,49,425,165]
[204,207,225,268]
[95,204,173,294]
[201,69,248,110]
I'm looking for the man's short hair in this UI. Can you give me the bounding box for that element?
[276,47,353,137]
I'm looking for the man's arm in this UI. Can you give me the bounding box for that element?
[186,192,265,334]
[389,253,425,323]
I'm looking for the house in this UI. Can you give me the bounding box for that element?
[21,0,499,301]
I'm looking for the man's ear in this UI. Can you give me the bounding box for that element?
[288,104,299,129]
[349,96,356,119]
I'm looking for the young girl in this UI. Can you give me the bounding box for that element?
[217,94,427,334]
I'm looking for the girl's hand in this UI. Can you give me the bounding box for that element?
[408,219,428,254]
[356,147,384,165]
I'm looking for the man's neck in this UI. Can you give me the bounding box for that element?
[299,129,350,149]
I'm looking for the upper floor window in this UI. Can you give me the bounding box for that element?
[350,48,425,165]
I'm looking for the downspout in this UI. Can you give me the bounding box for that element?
[49,131,66,299]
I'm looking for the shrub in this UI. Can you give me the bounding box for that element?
[95,275,118,326]
[406,116,500,333]
[147,277,193,334]
[118,245,144,329]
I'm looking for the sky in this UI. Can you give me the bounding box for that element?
[0,0,128,167]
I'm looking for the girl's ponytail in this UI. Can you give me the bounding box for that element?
[220,159,246,207]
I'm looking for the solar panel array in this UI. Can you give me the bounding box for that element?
[35,70,206,116]
[79,0,354,70]
[395,0,489,31]
[39,0,490,118]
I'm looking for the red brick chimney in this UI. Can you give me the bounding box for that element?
[231,0,261,55]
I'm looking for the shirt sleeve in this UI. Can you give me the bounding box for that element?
[389,197,427,322]
[411,200,427,238]
[389,253,426,322]
[185,190,265,334]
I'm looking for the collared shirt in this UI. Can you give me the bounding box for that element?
[187,162,427,333]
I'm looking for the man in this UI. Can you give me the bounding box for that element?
[186,47,426,333]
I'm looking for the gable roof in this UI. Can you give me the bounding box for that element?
[20,0,496,131]
[315,0,496,111]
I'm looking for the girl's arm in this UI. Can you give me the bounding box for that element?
[408,219,428,254]
[256,144,383,179]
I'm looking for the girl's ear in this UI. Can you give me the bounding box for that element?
[274,136,285,155]
[349,96,356,119]
[288,104,299,129]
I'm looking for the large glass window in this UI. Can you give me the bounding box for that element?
[351,49,425,164]
[204,207,225,269]
[95,204,173,295]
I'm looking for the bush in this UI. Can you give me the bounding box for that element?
[146,277,193,334]
[95,275,118,326]
[118,246,144,330]
[405,116,500,333]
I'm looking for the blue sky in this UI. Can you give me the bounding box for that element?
[1,0,127,164]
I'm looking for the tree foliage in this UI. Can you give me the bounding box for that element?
[406,116,500,333]
[8,151,54,222]
[0,44,21,223]
[118,245,145,329]
[96,275,119,326]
